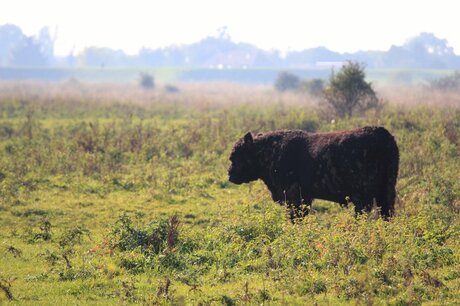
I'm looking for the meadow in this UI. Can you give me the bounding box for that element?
[0,67,453,85]
[0,81,459,305]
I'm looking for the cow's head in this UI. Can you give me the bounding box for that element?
[228,132,259,184]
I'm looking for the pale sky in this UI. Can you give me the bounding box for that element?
[1,0,458,56]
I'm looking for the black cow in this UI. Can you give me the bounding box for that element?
[228,127,399,220]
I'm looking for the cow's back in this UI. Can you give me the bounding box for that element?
[307,126,398,195]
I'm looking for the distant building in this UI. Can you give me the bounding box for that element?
[315,61,344,68]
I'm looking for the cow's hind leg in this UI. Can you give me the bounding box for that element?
[376,184,396,220]
[351,195,373,216]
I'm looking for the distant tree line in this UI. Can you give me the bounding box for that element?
[1,24,460,69]
[0,24,55,66]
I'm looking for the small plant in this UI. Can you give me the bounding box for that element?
[0,276,15,301]
[421,271,444,288]
[165,84,179,93]
[58,226,90,249]
[120,278,137,302]
[33,219,52,241]
[40,250,60,266]
[58,268,93,281]
[62,249,74,269]
[6,245,22,258]
[156,277,171,299]
[166,215,180,253]
[241,280,252,302]
[57,226,89,269]
[110,214,169,254]
[221,295,236,306]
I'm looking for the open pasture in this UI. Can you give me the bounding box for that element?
[0,82,459,305]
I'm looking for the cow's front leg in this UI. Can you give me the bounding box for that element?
[284,183,311,221]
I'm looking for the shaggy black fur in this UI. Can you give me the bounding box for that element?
[228,127,399,220]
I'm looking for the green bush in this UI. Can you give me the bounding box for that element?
[323,61,380,117]
[274,71,301,92]
[110,214,178,255]
[139,72,155,89]
[429,71,460,91]
[299,78,324,96]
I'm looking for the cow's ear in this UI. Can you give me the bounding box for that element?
[243,132,253,144]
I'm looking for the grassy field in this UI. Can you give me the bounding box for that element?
[0,67,455,85]
[0,82,459,305]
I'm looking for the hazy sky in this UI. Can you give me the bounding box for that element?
[1,0,458,55]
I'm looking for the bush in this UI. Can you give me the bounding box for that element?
[274,71,301,92]
[139,73,155,89]
[110,214,179,255]
[322,61,380,117]
[429,71,460,91]
[165,84,179,93]
[299,79,324,96]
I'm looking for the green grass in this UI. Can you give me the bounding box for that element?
[0,83,459,305]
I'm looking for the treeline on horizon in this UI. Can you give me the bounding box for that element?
[1,23,460,69]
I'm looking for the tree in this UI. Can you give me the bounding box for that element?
[0,25,56,66]
[384,33,457,69]
[78,47,129,67]
[274,71,300,92]
[0,24,26,66]
[322,61,379,117]
[37,27,55,63]
[10,36,49,66]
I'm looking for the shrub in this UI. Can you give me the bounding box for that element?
[165,84,179,93]
[32,220,52,241]
[139,73,155,89]
[322,61,380,117]
[274,71,301,92]
[109,214,179,255]
[299,78,324,96]
[429,71,460,91]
